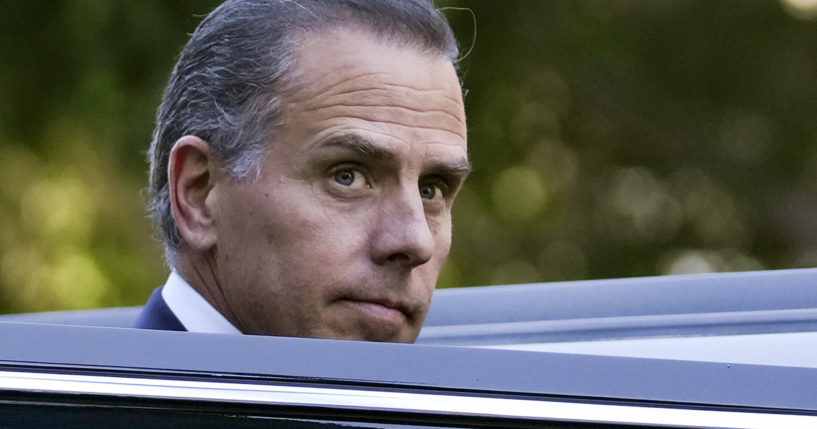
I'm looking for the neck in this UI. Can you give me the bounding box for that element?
[176,249,244,332]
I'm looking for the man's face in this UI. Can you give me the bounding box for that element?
[207,29,469,342]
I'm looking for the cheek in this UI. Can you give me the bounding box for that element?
[420,226,453,287]
[260,205,371,285]
[431,215,453,255]
[422,218,453,288]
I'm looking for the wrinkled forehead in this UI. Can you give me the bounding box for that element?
[282,26,463,101]
[277,27,467,149]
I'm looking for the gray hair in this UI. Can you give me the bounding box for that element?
[147,0,459,266]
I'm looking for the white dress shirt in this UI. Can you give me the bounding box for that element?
[161,271,241,334]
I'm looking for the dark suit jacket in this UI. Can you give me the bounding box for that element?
[133,287,186,331]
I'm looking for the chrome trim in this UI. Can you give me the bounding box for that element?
[486,331,817,368]
[0,370,814,428]
[419,308,817,345]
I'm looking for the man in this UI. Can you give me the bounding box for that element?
[134,0,469,343]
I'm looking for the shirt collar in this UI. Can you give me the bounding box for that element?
[161,271,242,335]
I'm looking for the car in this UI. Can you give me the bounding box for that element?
[1,268,816,427]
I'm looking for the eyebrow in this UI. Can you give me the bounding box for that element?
[317,134,472,177]
[318,134,395,161]
[437,158,473,176]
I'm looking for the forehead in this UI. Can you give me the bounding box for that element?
[280,28,467,154]
[286,27,462,95]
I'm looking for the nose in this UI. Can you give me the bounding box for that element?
[370,187,435,268]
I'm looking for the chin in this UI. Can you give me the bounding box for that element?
[326,325,418,343]
[366,332,416,343]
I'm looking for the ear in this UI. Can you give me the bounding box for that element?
[168,136,219,252]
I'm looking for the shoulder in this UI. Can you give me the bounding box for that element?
[133,287,186,331]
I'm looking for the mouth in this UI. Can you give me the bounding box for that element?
[339,298,409,326]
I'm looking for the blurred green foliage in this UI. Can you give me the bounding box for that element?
[1,0,816,313]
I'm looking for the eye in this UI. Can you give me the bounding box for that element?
[330,166,370,190]
[420,183,437,199]
[419,178,446,201]
[334,169,356,186]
